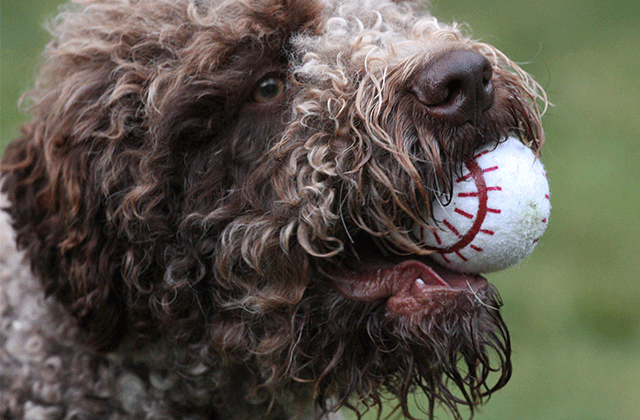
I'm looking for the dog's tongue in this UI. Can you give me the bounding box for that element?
[332,259,486,314]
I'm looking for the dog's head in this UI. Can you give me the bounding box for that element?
[1,0,545,417]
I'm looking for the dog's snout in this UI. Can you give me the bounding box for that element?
[410,50,495,125]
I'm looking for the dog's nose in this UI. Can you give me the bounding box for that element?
[410,50,495,125]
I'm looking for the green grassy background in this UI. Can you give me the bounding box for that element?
[2,1,639,419]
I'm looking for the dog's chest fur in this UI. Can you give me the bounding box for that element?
[0,201,329,419]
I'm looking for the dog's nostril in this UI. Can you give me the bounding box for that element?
[410,49,495,125]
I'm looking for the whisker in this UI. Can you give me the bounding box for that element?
[467,279,499,311]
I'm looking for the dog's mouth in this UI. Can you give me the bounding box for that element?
[331,234,487,317]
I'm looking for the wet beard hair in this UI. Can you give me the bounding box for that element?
[285,283,511,420]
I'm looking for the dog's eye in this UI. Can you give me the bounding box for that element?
[252,76,287,103]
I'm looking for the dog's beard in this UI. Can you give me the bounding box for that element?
[285,283,511,420]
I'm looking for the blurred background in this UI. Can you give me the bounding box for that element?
[2,0,639,419]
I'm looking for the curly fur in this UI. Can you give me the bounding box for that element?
[1,0,546,419]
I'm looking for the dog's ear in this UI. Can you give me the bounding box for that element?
[1,123,130,351]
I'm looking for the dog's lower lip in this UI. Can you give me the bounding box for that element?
[331,257,487,303]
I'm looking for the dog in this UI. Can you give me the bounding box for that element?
[0,0,546,419]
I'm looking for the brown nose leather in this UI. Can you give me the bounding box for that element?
[410,50,495,125]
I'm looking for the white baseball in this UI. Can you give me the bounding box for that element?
[413,135,551,273]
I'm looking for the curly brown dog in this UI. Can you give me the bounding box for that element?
[0,0,546,419]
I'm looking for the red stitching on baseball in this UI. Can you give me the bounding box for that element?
[480,229,494,235]
[459,186,501,197]
[427,159,490,254]
[433,230,442,245]
[442,219,461,238]
[454,208,474,219]
[456,173,472,182]
[473,150,491,160]
[470,245,482,252]
[455,251,468,262]
[487,208,501,214]
[458,192,479,198]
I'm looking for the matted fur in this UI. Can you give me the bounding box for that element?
[1,0,546,419]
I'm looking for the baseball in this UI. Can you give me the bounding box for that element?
[413,135,551,273]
